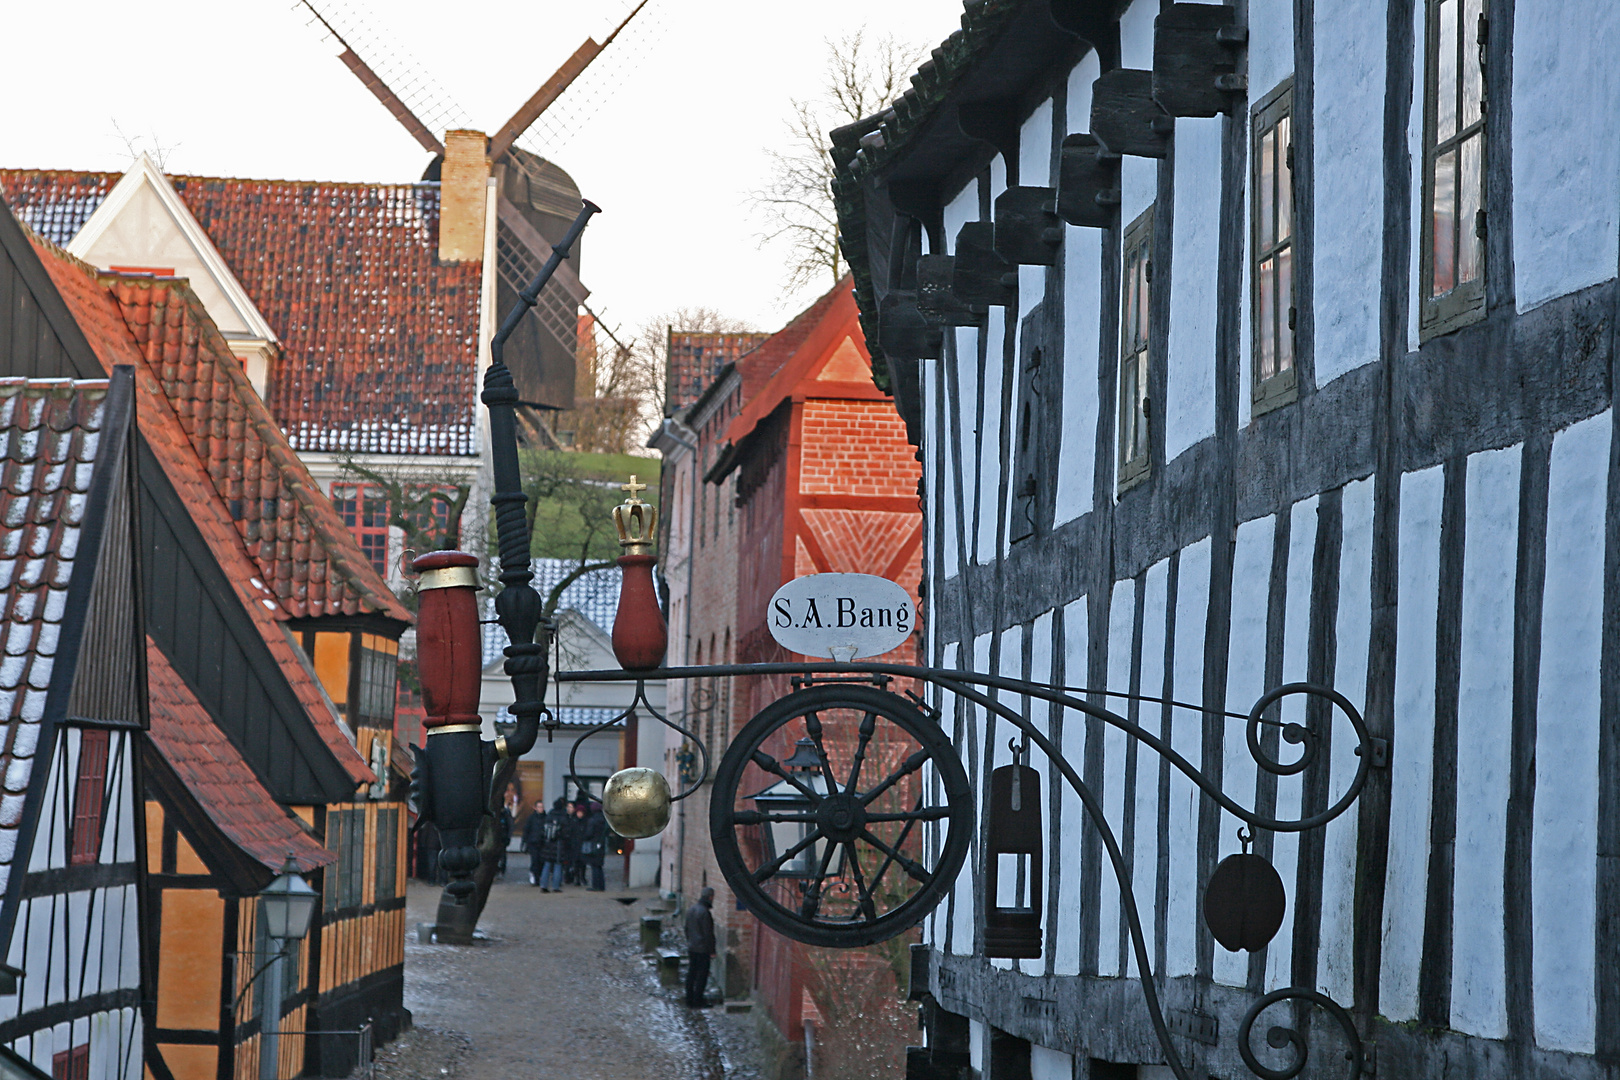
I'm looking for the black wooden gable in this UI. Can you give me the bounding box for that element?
[0,193,357,806]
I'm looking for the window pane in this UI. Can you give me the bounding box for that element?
[1258,257,1276,381]
[1431,148,1458,296]
[1277,116,1293,243]
[1123,257,1138,352]
[1459,134,1483,284]
[1437,0,1458,142]
[1133,350,1150,460]
[1277,247,1294,373]
[1462,0,1484,127]
[1259,128,1275,253]
[1119,354,1138,466]
[1135,257,1149,346]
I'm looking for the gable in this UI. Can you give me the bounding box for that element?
[0,193,105,381]
[813,336,870,383]
[66,157,275,347]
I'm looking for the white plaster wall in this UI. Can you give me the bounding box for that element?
[1380,465,1444,1020]
[1248,0,1295,104]
[1030,1045,1073,1080]
[1321,477,1375,1005]
[1120,0,1157,69]
[1098,584,1134,978]
[1512,3,1620,311]
[937,640,962,950]
[1532,410,1607,1052]
[942,348,963,579]
[969,1019,987,1075]
[945,182,980,580]
[1315,0,1387,384]
[990,624,1024,972]
[1165,117,1222,463]
[1216,514,1274,987]
[979,305,1007,564]
[1021,98,1054,189]
[1056,53,1103,526]
[952,637,983,954]
[1131,561,1170,975]
[1266,497,1317,989]
[1121,156,1158,238]
[1055,595,1093,976]
[1451,444,1521,1040]
[1166,539,1209,977]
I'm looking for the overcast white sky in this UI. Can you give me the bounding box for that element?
[2,0,961,343]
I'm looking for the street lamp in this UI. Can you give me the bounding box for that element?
[260,855,319,942]
[747,737,840,879]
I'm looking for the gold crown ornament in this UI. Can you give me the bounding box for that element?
[612,475,658,556]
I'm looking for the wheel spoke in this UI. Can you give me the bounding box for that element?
[845,711,878,793]
[860,827,931,884]
[751,749,822,802]
[754,826,825,884]
[844,840,878,922]
[802,710,842,795]
[864,806,953,823]
[732,809,817,825]
[799,838,841,919]
[864,793,927,897]
[861,747,932,805]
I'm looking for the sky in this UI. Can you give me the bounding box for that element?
[2,0,962,344]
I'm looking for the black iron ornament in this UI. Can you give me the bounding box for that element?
[560,659,1377,1080]
[983,744,1043,959]
[1203,829,1287,952]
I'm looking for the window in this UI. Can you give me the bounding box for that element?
[324,809,366,913]
[1421,0,1488,336]
[333,485,391,576]
[70,729,109,866]
[355,634,399,727]
[375,808,399,903]
[1252,79,1297,413]
[1118,208,1154,490]
[52,1044,89,1080]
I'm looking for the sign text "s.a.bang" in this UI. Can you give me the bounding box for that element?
[767,573,915,661]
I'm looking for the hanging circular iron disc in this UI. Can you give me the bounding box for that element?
[1203,851,1287,953]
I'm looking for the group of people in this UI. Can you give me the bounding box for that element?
[520,796,611,892]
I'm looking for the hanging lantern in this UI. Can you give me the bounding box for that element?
[1203,829,1286,952]
[984,748,1043,959]
[747,737,844,878]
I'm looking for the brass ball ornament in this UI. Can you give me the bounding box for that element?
[601,767,672,839]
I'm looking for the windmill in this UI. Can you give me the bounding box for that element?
[296,0,653,429]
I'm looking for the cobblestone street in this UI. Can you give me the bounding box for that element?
[369,875,769,1080]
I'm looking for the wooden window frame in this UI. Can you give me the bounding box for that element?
[1419,0,1489,339]
[1251,77,1299,416]
[69,728,110,866]
[375,807,399,903]
[332,484,391,577]
[1118,207,1154,493]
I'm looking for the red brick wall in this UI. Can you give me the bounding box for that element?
[797,399,921,498]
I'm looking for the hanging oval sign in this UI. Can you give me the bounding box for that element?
[768,573,915,660]
[1202,852,1287,953]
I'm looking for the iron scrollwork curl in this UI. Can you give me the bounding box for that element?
[566,679,709,802]
[1237,987,1364,1080]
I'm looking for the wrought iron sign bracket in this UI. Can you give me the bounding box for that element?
[558,660,1376,1080]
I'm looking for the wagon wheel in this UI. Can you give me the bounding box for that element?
[709,684,973,948]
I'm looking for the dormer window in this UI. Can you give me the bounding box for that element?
[1420,0,1488,337]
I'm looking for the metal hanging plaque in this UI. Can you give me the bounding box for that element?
[767,573,915,661]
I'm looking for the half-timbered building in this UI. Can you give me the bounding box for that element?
[0,194,412,1078]
[835,1,1619,1077]
[0,371,146,1080]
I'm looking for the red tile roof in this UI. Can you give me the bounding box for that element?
[724,279,864,450]
[32,242,375,786]
[0,376,112,896]
[106,275,411,623]
[0,170,482,456]
[145,637,333,874]
[666,331,772,413]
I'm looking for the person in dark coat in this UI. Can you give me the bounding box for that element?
[495,795,515,878]
[684,887,716,1007]
[565,802,588,885]
[581,802,609,891]
[520,798,549,887]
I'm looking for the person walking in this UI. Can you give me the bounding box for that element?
[495,794,515,879]
[581,801,609,892]
[683,887,716,1007]
[565,802,587,886]
[520,798,549,887]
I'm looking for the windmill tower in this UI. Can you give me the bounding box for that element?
[297,0,651,424]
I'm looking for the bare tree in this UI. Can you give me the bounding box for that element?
[751,29,929,297]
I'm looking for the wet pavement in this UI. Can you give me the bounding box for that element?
[367,873,766,1080]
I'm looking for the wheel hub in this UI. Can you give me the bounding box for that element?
[816,792,865,842]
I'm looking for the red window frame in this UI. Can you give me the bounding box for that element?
[70,730,109,866]
[333,484,392,576]
[52,1043,89,1080]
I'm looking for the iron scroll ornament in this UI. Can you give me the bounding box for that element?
[559,661,1373,1080]
[708,684,973,947]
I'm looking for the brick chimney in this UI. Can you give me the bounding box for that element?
[439,129,489,263]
